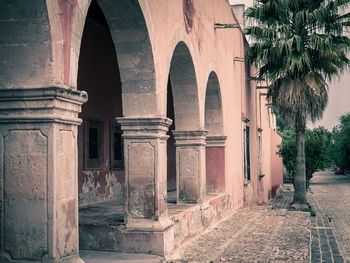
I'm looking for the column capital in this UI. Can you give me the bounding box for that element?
[206,135,227,147]
[172,130,208,146]
[0,86,87,125]
[116,117,172,139]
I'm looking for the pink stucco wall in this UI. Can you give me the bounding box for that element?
[206,147,225,192]
[271,131,283,196]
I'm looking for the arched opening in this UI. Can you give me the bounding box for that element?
[167,42,205,203]
[169,42,201,131]
[75,0,166,253]
[77,0,124,246]
[205,72,223,135]
[167,77,177,203]
[205,72,226,193]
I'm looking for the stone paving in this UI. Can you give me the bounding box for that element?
[309,171,350,263]
[166,191,310,262]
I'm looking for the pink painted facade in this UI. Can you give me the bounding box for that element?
[271,131,284,196]
[0,0,284,261]
[206,147,226,193]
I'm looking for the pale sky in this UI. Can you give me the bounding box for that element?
[230,0,350,130]
[309,73,350,130]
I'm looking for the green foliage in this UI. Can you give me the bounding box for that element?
[279,128,296,178]
[305,127,333,180]
[331,112,350,170]
[279,126,332,185]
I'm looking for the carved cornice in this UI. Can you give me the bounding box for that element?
[172,130,208,146]
[0,86,88,125]
[206,135,227,147]
[116,117,173,140]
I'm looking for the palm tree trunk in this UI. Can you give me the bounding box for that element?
[292,127,309,210]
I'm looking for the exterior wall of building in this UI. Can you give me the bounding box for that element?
[271,131,284,196]
[136,0,246,208]
[260,93,274,203]
[206,147,226,192]
[0,0,284,261]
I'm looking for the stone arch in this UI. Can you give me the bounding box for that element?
[205,71,224,135]
[47,0,158,116]
[168,41,201,130]
[0,0,53,88]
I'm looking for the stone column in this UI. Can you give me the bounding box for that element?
[172,130,208,203]
[0,87,87,263]
[116,117,173,231]
[206,135,227,193]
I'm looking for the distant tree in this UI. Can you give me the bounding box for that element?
[305,127,333,184]
[279,128,296,179]
[331,113,350,170]
[246,0,350,209]
[279,127,332,187]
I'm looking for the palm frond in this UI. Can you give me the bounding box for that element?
[246,0,350,126]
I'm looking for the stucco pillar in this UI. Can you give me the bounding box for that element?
[173,130,208,203]
[116,117,174,231]
[0,87,87,263]
[206,135,227,193]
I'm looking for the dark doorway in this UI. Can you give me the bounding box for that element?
[77,0,124,207]
[167,77,176,203]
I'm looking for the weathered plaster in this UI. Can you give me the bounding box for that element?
[79,171,122,205]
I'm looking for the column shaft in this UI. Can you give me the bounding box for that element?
[117,117,173,231]
[173,130,207,203]
[0,87,87,263]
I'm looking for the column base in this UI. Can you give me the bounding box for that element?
[80,220,175,256]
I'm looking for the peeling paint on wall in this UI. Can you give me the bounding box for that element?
[79,171,123,205]
[183,0,195,33]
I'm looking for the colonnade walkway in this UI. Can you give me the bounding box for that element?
[81,171,349,262]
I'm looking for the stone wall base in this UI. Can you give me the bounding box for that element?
[170,193,231,250]
[79,193,231,256]
[0,254,84,263]
[80,223,174,256]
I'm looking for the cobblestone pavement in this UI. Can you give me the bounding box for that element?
[166,191,310,262]
[309,171,350,262]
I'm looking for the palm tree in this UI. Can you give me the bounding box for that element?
[245,0,350,210]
